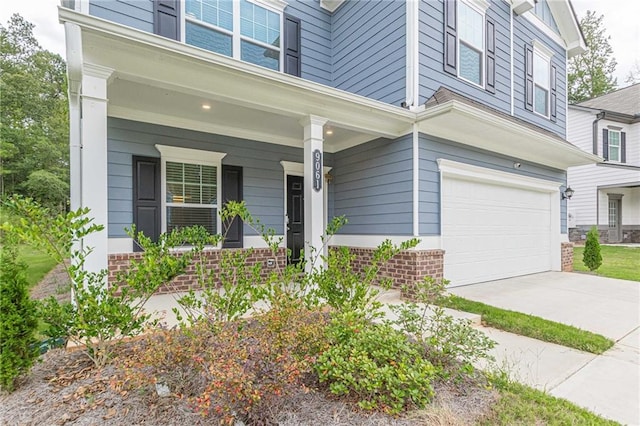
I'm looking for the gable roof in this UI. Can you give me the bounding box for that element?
[547,0,587,57]
[576,84,640,116]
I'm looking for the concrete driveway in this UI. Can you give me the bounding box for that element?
[449,272,640,425]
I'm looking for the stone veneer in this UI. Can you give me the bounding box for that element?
[561,242,574,272]
[332,246,445,296]
[108,248,286,293]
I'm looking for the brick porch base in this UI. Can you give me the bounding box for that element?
[561,242,574,272]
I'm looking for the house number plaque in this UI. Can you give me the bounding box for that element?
[312,149,322,192]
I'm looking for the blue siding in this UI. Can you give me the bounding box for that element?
[513,14,567,137]
[332,135,413,235]
[419,134,568,235]
[89,0,153,32]
[106,118,314,238]
[331,0,406,105]
[418,0,511,113]
[285,1,333,86]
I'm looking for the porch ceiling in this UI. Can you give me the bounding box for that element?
[63,8,415,153]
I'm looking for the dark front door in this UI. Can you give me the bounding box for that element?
[286,175,304,264]
[132,156,161,251]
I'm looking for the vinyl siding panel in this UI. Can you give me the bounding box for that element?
[513,14,567,137]
[89,0,154,33]
[332,135,413,235]
[418,0,511,113]
[106,118,311,238]
[419,133,568,234]
[331,0,406,105]
[285,0,333,86]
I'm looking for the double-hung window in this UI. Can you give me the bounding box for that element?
[184,0,282,71]
[457,1,484,86]
[608,130,621,162]
[156,145,226,236]
[533,52,550,116]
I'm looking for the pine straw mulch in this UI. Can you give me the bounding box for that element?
[0,341,499,426]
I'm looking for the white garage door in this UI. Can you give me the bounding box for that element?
[442,174,553,286]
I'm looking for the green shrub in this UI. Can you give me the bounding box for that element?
[391,276,495,377]
[0,234,40,392]
[583,226,603,271]
[314,312,436,414]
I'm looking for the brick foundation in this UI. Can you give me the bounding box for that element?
[561,242,574,272]
[108,248,287,294]
[331,246,445,295]
[570,225,640,244]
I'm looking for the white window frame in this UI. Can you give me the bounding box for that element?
[532,40,553,119]
[181,0,285,71]
[608,129,621,162]
[456,0,488,88]
[155,145,227,240]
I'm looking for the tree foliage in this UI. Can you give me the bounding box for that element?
[568,11,617,103]
[624,61,640,85]
[583,226,603,271]
[0,14,69,210]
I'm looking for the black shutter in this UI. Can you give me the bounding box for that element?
[222,165,243,248]
[132,156,161,252]
[525,44,534,111]
[283,14,301,77]
[485,18,496,93]
[621,132,626,163]
[154,0,180,40]
[444,0,457,75]
[550,64,557,122]
[602,129,609,161]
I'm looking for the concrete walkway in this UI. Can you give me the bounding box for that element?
[142,273,640,424]
[450,272,640,425]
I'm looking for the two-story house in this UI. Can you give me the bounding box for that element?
[568,84,640,244]
[59,0,597,289]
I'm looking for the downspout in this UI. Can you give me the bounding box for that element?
[592,110,605,228]
[510,1,514,116]
[412,123,419,237]
[405,0,419,107]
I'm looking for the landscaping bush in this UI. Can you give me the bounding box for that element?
[583,226,603,271]
[0,233,40,392]
[314,312,437,414]
[391,276,495,377]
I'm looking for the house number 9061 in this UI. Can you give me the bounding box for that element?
[313,149,322,192]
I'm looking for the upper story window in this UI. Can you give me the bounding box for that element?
[184,0,282,71]
[533,52,550,116]
[607,130,621,162]
[444,0,495,93]
[458,1,484,86]
[525,40,557,121]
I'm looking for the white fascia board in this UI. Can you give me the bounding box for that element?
[437,158,562,192]
[512,0,534,16]
[416,99,602,169]
[523,12,566,48]
[320,0,345,13]
[59,8,414,138]
[155,144,227,164]
[544,1,587,58]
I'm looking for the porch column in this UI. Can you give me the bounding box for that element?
[80,64,113,278]
[300,115,327,271]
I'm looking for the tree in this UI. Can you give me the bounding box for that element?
[0,14,69,210]
[624,60,640,85]
[568,11,617,103]
[583,226,602,271]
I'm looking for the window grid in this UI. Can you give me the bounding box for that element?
[457,1,484,87]
[608,201,617,228]
[533,52,550,117]
[608,130,621,162]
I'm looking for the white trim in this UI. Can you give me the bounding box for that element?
[532,39,554,61]
[155,145,227,236]
[607,129,622,163]
[108,238,133,254]
[329,235,442,251]
[155,145,227,165]
[523,12,566,49]
[320,0,345,13]
[405,0,419,107]
[466,0,490,13]
[244,235,285,249]
[512,0,534,16]
[509,1,514,116]
[412,123,419,237]
[437,158,562,193]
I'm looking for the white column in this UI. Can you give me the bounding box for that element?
[300,115,327,272]
[80,64,113,279]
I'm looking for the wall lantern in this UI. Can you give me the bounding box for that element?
[562,187,575,200]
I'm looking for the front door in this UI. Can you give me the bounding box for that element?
[608,195,623,243]
[286,175,304,264]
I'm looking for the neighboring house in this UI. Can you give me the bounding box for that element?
[567,84,640,243]
[59,0,597,289]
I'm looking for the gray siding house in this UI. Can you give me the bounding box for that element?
[60,0,597,288]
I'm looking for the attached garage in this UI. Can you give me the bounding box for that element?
[438,160,562,287]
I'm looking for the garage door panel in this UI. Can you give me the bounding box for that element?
[443,175,553,286]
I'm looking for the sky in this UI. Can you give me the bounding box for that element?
[0,0,638,85]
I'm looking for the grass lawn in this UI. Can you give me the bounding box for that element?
[573,245,640,282]
[19,245,57,287]
[441,295,614,354]
[483,379,619,425]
